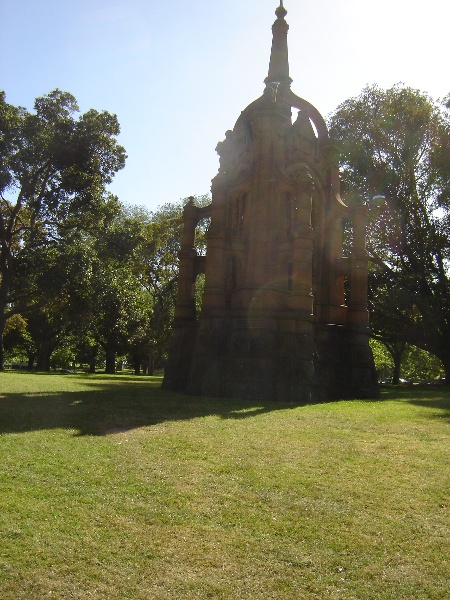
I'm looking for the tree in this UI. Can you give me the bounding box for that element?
[0,89,126,369]
[370,338,443,383]
[87,196,210,376]
[66,202,151,374]
[142,205,183,373]
[329,84,450,382]
[401,344,444,382]
[2,313,28,365]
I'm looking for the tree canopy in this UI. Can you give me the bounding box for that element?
[0,89,126,368]
[329,84,450,381]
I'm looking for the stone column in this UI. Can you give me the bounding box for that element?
[201,181,228,314]
[289,177,314,315]
[174,198,197,321]
[348,205,369,327]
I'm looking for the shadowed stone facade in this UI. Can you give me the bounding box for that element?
[163,2,379,402]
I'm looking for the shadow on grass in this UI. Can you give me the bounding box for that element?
[0,375,299,436]
[378,384,450,422]
[1,376,449,436]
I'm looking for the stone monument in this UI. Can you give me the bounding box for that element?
[163,2,379,401]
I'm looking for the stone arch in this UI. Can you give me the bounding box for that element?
[287,91,329,141]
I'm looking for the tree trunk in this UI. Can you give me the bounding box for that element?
[27,352,36,370]
[36,352,45,371]
[0,313,6,371]
[88,345,97,373]
[36,342,53,372]
[134,357,140,375]
[44,350,51,372]
[147,350,154,376]
[105,346,116,374]
[392,358,401,385]
[385,341,406,385]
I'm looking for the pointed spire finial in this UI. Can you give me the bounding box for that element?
[275,1,287,19]
[264,2,292,88]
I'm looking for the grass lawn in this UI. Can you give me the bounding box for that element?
[0,372,449,599]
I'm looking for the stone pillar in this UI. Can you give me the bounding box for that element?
[348,205,369,327]
[289,177,314,315]
[320,140,341,199]
[174,198,198,321]
[201,181,228,313]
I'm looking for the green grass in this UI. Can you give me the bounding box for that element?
[0,372,449,599]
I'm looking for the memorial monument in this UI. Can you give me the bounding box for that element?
[163,2,379,401]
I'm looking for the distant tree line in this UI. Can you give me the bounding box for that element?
[0,88,207,374]
[1,86,449,382]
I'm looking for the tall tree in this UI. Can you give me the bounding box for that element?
[86,205,152,374]
[329,84,450,381]
[142,204,183,373]
[0,89,126,369]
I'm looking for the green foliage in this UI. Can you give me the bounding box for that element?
[0,89,211,376]
[370,338,393,380]
[329,84,450,380]
[370,338,444,382]
[2,314,28,363]
[63,202,153,374]
[49,344,75,370]
[401,344,444,381]
[0,89,126,368]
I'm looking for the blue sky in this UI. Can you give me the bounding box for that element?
[1,0,448,212]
